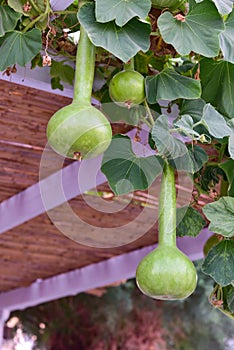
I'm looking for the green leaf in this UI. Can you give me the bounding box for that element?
[51,77,64,91]
[200,104,232,138]
[226,285,234,313]
[78,2,151,63]
[176,206,206,237]
[157,0,224,57]
[0,5,21,37]
[202,240,234,286]
[152,115,188,159]
[179,99,206,122]
[194,1,234,15]
[228,133,234,159]
[0,29,42,71]
[174,115,200,138]
[95,0,151,26]
[50,61,75,86]
[219,9,234,64]
[102,103,145,126]
[8,0,45,15]
[200,59,234,119]
[203,196,234,237]
[220,160,234,197]
[145,68,201,104]
[101,134,164,195]
[213,0,234,15]
[170,144,208,173]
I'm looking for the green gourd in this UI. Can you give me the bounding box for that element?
[109,61,145,108]
[47,17,112,160]
[136,162,197,300]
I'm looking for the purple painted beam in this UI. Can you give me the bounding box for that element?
[0,228,212,312]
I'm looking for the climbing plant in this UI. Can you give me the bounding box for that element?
[1,0,234,317]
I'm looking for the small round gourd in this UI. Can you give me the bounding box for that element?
[109,70,145,108]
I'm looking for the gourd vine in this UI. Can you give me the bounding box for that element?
[1,0,234,318]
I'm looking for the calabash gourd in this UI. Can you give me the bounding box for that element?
[47,22,112,160]
[109,66,145,108]
[136,162,197,300]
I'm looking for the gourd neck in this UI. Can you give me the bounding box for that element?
[123,58,135,71]
[73,24,95,105]
[158,161,176,247]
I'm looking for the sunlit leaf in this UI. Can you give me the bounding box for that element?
[78,2,151,62]
[95,0,151,26]
[174,115,200,138]
[201,104,232,138]
[152,115,188,159]
[196,0,234,15]
[202,240,234,286]
[101,134,164,195]
[158,0,224,57]
[200,59,234,119]
[203,196,234,237]
[219,9,234,64]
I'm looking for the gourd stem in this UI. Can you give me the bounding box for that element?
[124,58,135,71]
[73,25,95,105]
[158,161,176,247]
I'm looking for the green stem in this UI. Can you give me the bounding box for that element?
[124,58,135,71]
[53,10,78,15]
[144,100,155,128]
[23,0,51,32]
[158,161,176,247]
[72,25,95,105]
[29,0,42,13]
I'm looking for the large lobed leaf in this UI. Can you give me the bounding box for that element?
[78,2,151,63]
[200,104,232,138]
[0,29,42,71]
[202,240,234,286]
[203,196,234,237]
[219,9,234,64]
[200,59,234,119]
[196,0,234,15]
[95,0,151,27]
[169,144,208,173]
[152,115,188,159]
[101,134,164,195]
[0,5,21,37]
[158,0,224,57]
[145,68,201,103]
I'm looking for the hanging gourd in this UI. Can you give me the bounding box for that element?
[136,162,197,300]
[46,13,112,160]
[109,60,145,108]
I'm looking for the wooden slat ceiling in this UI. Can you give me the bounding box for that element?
[0,80,210,294]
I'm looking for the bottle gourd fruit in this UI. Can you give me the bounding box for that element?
[136,162,197,300]
[47,23,112,160]
[109,67,145,108]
